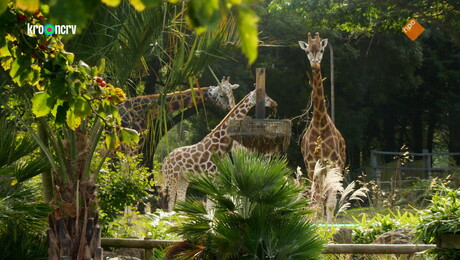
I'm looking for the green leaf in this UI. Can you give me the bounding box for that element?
[0,1,7,16]
[73,96,91,117]
[31,92,54,117]
[186,0,221,34]
[105,132,120,150]
[140,0,161,8]
[48,0,97,35]
[236,6,259,64]
[120,127,139,146]
[16,0,39,12]
[66,107,82,130]
[101,0,121,7]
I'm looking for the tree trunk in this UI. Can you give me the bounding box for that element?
[47,129,104,259]
[47,178,103,260]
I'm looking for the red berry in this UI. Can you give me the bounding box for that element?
[39,44,47,50]
[96,77,103,84]
[32,52,38,60]
[107,96,113,101]
[100,81,107,87]
[38,16,45,20]
[34,10,40,15]
[18,14,27,21]
[13,40,18,46]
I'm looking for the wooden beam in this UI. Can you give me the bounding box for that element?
[255,68,266,119]
[322,244,436,254]
[101,238,181,249]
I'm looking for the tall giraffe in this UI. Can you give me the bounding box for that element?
[118,77,239,149]
[161,89,278,211]
[299,32,346,180]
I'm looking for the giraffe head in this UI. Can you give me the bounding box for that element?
[208,76,240,110]
[298,32,328,67]
[247,89,278,109]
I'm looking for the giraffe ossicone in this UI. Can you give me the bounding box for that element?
[161,89,278,211]
[299,32,346,180]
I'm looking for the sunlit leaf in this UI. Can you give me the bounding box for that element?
[236,6,259,64]
[66,107,82,129]
[101,0,121,7]
[129,0,146,11]
[120,127,140,146]
[15,0,39,12]
[31,91,54,117]
[105,132,120,150]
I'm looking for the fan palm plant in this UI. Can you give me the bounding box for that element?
[167,149,324,259]
[0,115,51,260]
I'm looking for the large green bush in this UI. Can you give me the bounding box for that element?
[415,178,460,259]
[168,149,324,259]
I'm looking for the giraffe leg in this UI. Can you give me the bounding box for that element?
[174,177,189,208]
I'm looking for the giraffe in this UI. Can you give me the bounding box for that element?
[161,89,278,211]
[118,77,239,150]
[298,32,346,180]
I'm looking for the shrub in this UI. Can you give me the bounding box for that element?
[415,178,460,259]
[168,149,324,259]
[352,210,419,244]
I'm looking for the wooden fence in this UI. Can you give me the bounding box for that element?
[101,238,436,259]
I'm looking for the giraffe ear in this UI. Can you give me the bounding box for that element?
[298,41,308,51]
[230,83,240,89]
[321,38,328,49]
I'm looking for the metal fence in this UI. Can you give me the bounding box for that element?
[370,150,460,184]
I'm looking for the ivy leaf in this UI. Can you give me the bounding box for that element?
[101,0,121,7]
[236,6,259,64]
[120,127,140,146]
[32,91,54,117]
[16,0,39,12]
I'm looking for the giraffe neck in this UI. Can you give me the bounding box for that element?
[311,65,327,118]
[203,93,254,151]
[120,87,211,131]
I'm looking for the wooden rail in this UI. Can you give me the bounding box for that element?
[322,244,436,254]
[101,238,436,259]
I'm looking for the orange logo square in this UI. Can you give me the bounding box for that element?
[402,19,424,41]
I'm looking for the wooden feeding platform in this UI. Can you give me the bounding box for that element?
[229,68,292,154]
[229,119,291,153]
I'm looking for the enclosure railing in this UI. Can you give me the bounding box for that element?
[370,150,460,183]
[101,238,436,259]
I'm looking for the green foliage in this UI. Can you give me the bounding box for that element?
[169,149,324,259]
[415,178,460,258]
[103,209,184,240]
[0,116,50,260]
[352,210,419,244]
[97,151,152,226]
[0,2,138,150]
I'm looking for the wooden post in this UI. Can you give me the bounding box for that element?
[256,68,266,119]
[144,237,153,260]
